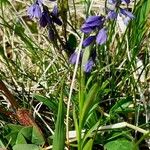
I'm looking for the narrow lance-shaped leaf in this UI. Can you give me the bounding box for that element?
[34,94,58,114]
[52,81,65,150]
[80,83,99,128]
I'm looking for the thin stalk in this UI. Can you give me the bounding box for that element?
[66,34,84,148]
[79,71,85,114]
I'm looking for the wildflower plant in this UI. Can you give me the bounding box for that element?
[0,0,150,150]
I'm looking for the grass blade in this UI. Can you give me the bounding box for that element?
[52,81,65,150]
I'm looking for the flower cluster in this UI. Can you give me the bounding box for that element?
[74,0,135,73]
[81,16,107,46]
[68,15,107,73]
[27,0,62,40]
[27,0,134,73]
[81,0,134,48]
[107,0,134,24]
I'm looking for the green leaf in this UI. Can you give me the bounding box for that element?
[82,120,100,147]
[16,133,27,144]
[3,124,44,146]
[5,131,19,146]
[83,139,93,150]
[34,95,58,114]
[135,0,150,24]
[129,0,150,48]
[0,139,6,148]
[13,144,39,150]
[4,124,23,133]
[31,126,45,145]
[0,0,9,5]
[110,97,133,114]
[73,106,79,144]
[4,124,25,146]
[80,83,99,128]
[67,34,77,49]
[52,81,65,150]
[104,139,135,150]
[19,127,32,141]
[16,127,32,144]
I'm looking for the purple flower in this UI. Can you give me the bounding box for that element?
[107,10,117,20]
[84,58,94,73]
[69,52,78,64]
[85,16,104,27]
[40,13,47,27]
[40,10,52,27]
[121,0,130,4]
[51,5,59,17]
[81,16,104,34]
[27,2,42,19]
[81,24,95,34]
[120,8,134,19]
[123,16,131,25]
[96,28,107,45]
[50,5,62,26]
[82,36,95,47]
[69,52,82,64]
